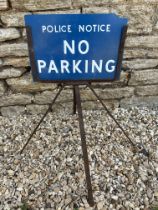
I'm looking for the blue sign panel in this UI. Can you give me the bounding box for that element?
[25,14,128,82]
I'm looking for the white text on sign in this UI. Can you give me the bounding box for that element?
[37,40,116,74]
[42,24,111,33]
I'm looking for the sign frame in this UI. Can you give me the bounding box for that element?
[25,14,128,83]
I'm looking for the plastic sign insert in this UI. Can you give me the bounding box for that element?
[25,14,128,82]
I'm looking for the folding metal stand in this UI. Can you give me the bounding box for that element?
[20,83,149,207]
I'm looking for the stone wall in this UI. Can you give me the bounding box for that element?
[0,0,158,116]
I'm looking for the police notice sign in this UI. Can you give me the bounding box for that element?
[25,14,128,82]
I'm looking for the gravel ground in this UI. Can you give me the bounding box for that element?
[0,105,158,210]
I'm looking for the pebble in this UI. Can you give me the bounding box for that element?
[111,195,118,201]
[97,201,104,209]
[0,106,158,209]
[8,170,14,176]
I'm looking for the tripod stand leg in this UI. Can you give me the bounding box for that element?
[88,84,149,157]
[20,86,63,154]
[74,85,95,207]
[73,85,77,114]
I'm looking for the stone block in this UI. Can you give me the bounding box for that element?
[136,85,158,96]
[34,90,55,104]
[0,80,6,96]
[120,96,158,108]
[6,73,56,93]
[0,93,33,106]
[0,43,28,57]
[1,12,31,27]
[83,6,110,13]
[0,0,8,10]
[0,28,20,42]
[83,4,154,34]
[73,0,124,7]
[110,4,153,34]
[131,0,158,2]
[129,69,158,86]
[11,0,71,11]
[80,87,134,100]
[55,89,72,102]
[123,59,158,70]
[0,67,26,79]
[126,36,158,48]
[3,57,29,68]
[82,99,119,110]
[109,0,158,2]
[124,48,158,59]
[26,104,48,114]
[22,28,27,40]
[35,86,134,105]
[34,9,80,14]
[73,0,157,7]
[0,59,3,66]
[92,71,130,88]
[73,0,102,7]
[155,22,158,31]
[35,89,72,104]
[1,106,25,117]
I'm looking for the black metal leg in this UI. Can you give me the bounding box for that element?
[20,86,64,154]
[73,85,77,114]
[74,85,95,207]
[88,84,149,157]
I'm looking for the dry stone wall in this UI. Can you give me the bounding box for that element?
[0,0,158,116]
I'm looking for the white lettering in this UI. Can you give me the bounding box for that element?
[100,25,106,32]
[37,59,116,75]
[86,25,92,32]
[78,24,111,33]
[63,40,75,54]
[85,60,88,73]
[92,60,103,73]
[78,25,84,32]
[41,25,72,33]
[37,60,46,73]
[73,60,82,73]
[61,25,66,32]
[93,24,97,32]
[107,24,111,32]
[105,60,115,72]
[42,25,46,33]
[47,25,54,33]
[61,60,70,73]
[48,60,58,73]
[78,40,89,54]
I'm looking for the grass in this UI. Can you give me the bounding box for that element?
[20,202,31,210]
[150,205,158,210]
